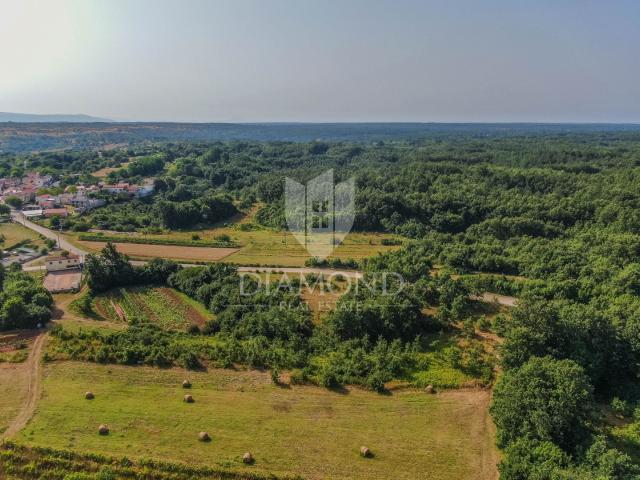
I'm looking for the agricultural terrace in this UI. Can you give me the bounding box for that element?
[17,362,498,480]
[92,286,213,330]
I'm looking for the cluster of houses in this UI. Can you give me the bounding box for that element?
[0,172,154,219]
[0,171,54,204]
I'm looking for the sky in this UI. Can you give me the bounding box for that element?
[0,0,639,123]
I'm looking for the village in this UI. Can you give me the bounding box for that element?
[0,171,155,294]
[0,171,154,219]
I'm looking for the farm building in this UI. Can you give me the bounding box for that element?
[45,254,82,272]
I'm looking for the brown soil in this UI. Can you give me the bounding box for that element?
[158,288,208,326]
[111,301,126,322]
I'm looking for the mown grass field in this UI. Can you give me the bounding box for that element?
[17,362,498,480]
[92,286,213,329]
[0,222,44,249]
[0,363,29,435]
[70,210,402,266]
[77,241,240,262]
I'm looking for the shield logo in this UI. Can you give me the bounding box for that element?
[285,169,355,259]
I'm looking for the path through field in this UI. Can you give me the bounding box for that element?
[1,332,46,438]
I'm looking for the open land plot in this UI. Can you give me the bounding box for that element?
[0,222,44,248]
[77,241,239,262]
[0,363,29,434]
[43,270,82,293]
[92,286,213,329]
[74,229,401,266]
[92,161,132,178]
[17,362,498,480]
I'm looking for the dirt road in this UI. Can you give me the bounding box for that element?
[1,332,47,438]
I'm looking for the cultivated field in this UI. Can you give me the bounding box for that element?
[17,362,498,480]
[93,286,213,329]
[70,206,402,265]
[74,229,401,266]
[77,241,239,262]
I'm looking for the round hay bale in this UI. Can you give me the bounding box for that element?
[184,394,194,403]
[182,380,192,389]
[98,424,109,435]
[85,391,95,400]
[198,431,211,442]
[425,385,436,394]
[242,452,254,465]
[360,446,372,458]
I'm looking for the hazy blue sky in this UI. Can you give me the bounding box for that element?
[1,0,639,122]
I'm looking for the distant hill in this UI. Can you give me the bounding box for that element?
[1,121,640,153]
[0,112,111,123]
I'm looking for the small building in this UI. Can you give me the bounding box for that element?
[21,207,44,218]
[45,254,82,272]
[35,195,57,208]
[102,183,129,194]
[44,208,69,218]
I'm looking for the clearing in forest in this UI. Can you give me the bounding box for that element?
[17,362,498,480]
[71,207,402,266]
[77,241,239,262]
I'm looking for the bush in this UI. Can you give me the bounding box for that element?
[611,397,632,418]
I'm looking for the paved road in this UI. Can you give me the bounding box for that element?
[11,211,87,257]
[12,214,362,279]
[11,214,516,304]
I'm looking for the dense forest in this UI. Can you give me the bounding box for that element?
[4,131,640,478]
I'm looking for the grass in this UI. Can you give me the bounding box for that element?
[68,212,402,266]
[0,442,300,480]
[92,286,213,330]
[0,350,29,363]
[224,229,402,266]
[0,222,45,249]
[92,161,132,178]
[17,361,498,480]
[78,233,238,248]
[0,361,29,435]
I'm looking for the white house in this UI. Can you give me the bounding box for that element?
[45,254,82,272]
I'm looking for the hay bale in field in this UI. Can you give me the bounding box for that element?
[425,385,436,394]
[182,380,192,389]
[98,424,109,435]
[85,391,94,400]
[242,452,254,465]
[198,431,211,442]
[360,446,372,458]
[184,394,194,403]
